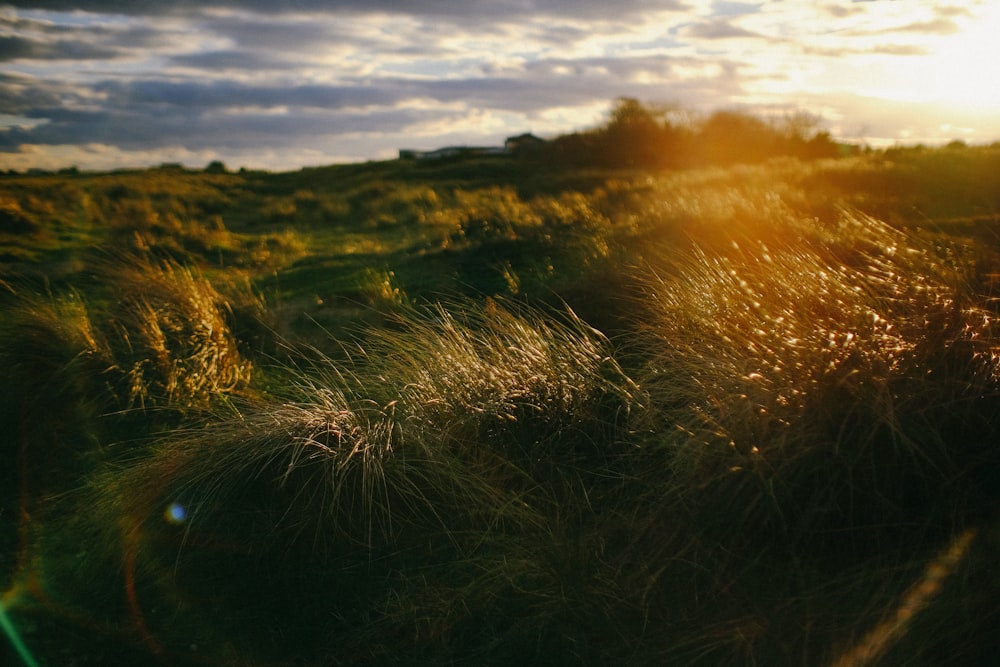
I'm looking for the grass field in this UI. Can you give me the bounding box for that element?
[1,143,1000,665]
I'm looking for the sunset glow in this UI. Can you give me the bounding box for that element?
[921,5,1000,111]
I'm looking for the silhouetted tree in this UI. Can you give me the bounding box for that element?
[800,131,840,159]
[695,110,779,165]
[544,132,600,168]
[779,111,839,159]
[589,97,688,169]
[540,98,846,169]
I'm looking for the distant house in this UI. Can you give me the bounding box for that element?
[398,134,545,161]
[398,145,506,161]
[504,133,546,154]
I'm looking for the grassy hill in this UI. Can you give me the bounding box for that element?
[1,143,1000,665]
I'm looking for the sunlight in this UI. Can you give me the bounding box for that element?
[881,6,1000,112]
[917,5,1000,111]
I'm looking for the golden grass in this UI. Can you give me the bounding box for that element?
[72,298,641,662]
[104,256,253,408]
[5,153,1000,664]
[618,206,1000,663]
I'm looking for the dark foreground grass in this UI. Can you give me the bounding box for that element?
[64,299,637,665]
[2,153,1000,665]
[623,207,1000,664]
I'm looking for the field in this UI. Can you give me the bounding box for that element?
[2,142,1000,665]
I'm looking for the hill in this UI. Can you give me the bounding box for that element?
[1,142,1000,665]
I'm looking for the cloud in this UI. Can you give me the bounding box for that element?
[170,49,298,70]
[0,35,37,60]
[800,42,928,58]
[195,10,363,52]
[0,50,745,156]
[0,101,435,153]
[3,0,689,19]
[681,17,761,40]
[822,4,864,19]
[94,79,401,111]
[934,5,973,19]
[0,72,85,114]
[870,43,927,57]
[887,18,961,35]
[0,34,121,60]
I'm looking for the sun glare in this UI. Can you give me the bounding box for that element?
[922,6,1000,111]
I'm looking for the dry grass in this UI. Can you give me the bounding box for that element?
[63,211,1000,665]
[635,207,997,499]
[621,207,1000,663]
[75,298,640,663]
[0,290,117,559]
[5,155,1000,665]
[103,256,253,408]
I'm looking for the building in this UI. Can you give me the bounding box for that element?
[504,133,546,154]
[398,145,505,160]
[399,134,546,161]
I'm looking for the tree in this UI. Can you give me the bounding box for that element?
[781,110,823,143]
[593,97,684,169]
[205,160,228,174]
[696,110,778,165]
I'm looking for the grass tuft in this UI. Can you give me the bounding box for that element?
[77,298,640,662]
[102,255,254,409]
[619,206,1000,662]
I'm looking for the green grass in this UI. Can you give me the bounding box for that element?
[2,146,1000,665]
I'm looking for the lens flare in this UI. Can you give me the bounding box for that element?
[0,599,40,667]
[163,502,187,525]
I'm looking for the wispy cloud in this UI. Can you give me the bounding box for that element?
[681,17,762,40]
[885,18,961,35]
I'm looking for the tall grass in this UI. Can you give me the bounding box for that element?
[102,256,253,409]
[623,207,1000,663]
[0,290,116,507]
[0,256,257,643]
[636,208,997,520]
[77,299,640,664]
[4,153,1000,665]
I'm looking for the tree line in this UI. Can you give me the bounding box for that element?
[526,97,844,169]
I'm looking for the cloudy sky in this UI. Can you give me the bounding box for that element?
[1,0,998,171]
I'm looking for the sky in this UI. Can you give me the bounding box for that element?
[1,0,999,172]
